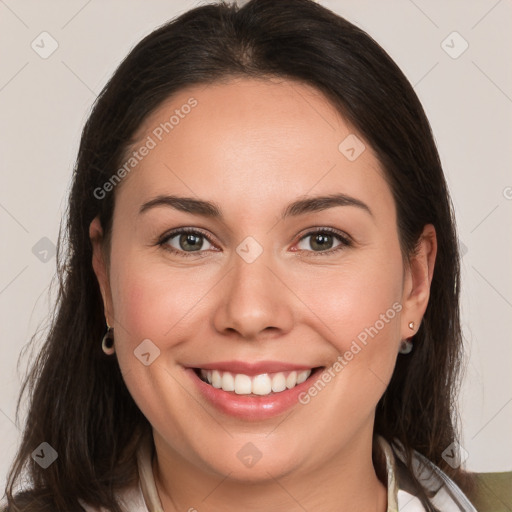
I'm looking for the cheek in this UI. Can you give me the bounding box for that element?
[296,248,404,406]
[301,250,403,348]
[294,263,403,427]
[109,244,215,343]
[325,252,402,400]
[107,252,207,431]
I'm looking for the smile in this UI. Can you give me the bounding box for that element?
[196,368,313,395]
[186,362,324,419]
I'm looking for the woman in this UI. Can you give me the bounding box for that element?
[1,0,485,510]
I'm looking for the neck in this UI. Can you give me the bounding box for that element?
[151,430,388,512]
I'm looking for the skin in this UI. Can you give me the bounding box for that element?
[90,77,436,512]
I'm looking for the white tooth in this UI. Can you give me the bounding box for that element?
[271,372,287,392]
[202,368,313,393]
[296,369,311,384]
[211,370,222,388]
[252,374,272,395]
[234,374,252,395]
[286,371,298,389]
[221,372,235,392]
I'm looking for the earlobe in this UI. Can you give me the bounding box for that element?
[401,224,437,336]
[89,216,113,324]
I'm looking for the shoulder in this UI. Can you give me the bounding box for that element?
[376,436,477,511]
[399,444,512,511]
[407,449,477,511]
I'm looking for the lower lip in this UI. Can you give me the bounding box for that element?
[185,367,321,420]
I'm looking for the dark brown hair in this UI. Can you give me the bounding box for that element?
[3,1,469,510]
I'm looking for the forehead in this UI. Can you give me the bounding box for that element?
[114,77,394,224]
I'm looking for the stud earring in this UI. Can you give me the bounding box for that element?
[101,324,115,355]
[408,321,414,330]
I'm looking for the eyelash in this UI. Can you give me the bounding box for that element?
[157,227,353,258]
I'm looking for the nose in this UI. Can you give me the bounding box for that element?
[212,250,294,341]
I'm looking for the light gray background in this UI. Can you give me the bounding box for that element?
[1,0,511,489]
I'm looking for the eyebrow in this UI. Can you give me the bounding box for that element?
[139,193,373,219]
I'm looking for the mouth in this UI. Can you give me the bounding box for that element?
[186,361,326,419]
[193,367,324,396]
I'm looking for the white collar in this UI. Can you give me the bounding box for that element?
[376,436,477,511]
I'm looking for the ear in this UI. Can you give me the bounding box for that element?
[89,216,114,326]
[400,224,437,339]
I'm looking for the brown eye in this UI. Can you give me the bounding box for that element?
[160,229,216,256]
[175,233,205,252]
[296,229,351,255]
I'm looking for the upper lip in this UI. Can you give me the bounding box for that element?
[189,360,319,376]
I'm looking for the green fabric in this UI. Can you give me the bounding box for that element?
[466,472,512,511]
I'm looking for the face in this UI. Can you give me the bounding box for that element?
[90,77,435,484]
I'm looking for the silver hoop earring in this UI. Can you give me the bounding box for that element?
[399,338,413,354]
[101,326,115,355]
